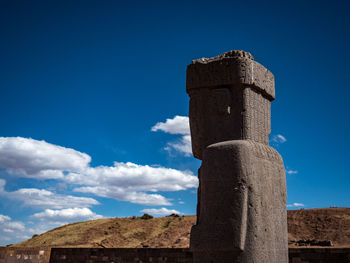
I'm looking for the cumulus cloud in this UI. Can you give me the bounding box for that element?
[74,186,171,206]
[271,134,287,145]
[0,137,90,179]
[67,162,197,191]
[0,137,197,207]
[287,203,305,208]
[0,214,25,232]
[31,208,103,222]
[6,221,25,231]
[0,214,11,223]
[0,213,26,245]
[152,116,192,156]
[69,162,197,205]
[140,207,180,216]
[151,116,189,135]
[0,179,99,209]
[167,134,192,156]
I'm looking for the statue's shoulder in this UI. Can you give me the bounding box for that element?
[206,140,283,163]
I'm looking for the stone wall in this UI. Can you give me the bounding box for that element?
[49,248,350,263]
[0,247,51,263]
[289,248,350,263]
[1,247,350,263]
[49,248,193,263]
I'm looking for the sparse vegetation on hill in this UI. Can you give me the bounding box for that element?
[139,213,154,220]
[14,214,193,248]
[13,208,350,248]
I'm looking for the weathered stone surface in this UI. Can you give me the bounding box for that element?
[187,51,273,160]
[49,248,193,263]
[187,50,275,100]
[0,247,51,263]
[2,247,350,263]
[188,50,288,263]
[190,141,287,262]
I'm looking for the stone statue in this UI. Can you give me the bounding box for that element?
[187,50,288,262]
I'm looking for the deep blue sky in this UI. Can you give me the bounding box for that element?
[0,0,349,245]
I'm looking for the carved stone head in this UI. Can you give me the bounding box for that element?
[186,50,275,160]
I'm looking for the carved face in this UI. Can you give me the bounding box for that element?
[188,85,243,160]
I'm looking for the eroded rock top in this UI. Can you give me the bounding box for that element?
[192,50,254,64]
[187,50,274,100]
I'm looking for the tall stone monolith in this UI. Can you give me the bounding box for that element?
[187,50,288,263]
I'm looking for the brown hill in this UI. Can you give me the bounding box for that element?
[288,208,350,247]
[15,215,195,248]
[14,208,350,248]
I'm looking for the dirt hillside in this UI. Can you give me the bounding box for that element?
[15,215,195,248]
[288,208,350,247]
[14,208,350,248]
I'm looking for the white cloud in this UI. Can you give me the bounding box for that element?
[67,162,197,191]
[0,179,99,209]
[74,186,172,206]
[152,116,192,156]
[286,169,298,175]
[140,207,180,216]
[69,162,197,206]
[0,214,11,223]
[151,116,189,135]
[6,221,25,231]
[167,134,192,156]
[0,213,26,245]
[31,208,103,221]
[0,137,90,179]
[271,134,287,145]
[287,203,305,208]
[0,137,198,207]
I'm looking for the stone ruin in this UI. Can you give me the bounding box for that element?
[187,50,288,262]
